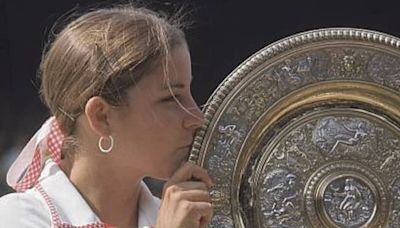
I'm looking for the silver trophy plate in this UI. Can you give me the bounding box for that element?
[189,28,400,227]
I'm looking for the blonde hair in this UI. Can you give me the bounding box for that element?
[39,5,187,138]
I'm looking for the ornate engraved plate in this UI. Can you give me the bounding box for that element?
[189,28,400,227]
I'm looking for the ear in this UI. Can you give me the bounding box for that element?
[84,96,112,137]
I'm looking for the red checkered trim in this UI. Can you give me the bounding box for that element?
[47,119,64,165]
[14,148,42,192]
[58,223,113,228]
[36,184,62,225]
[36,184,115,228]
[13,119,65,192]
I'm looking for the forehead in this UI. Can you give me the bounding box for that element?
[127,47,192,96]
[147,46,192,89]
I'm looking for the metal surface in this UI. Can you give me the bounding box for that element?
[189,28,400,227]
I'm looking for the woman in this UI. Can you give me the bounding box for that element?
[0,4,213,228]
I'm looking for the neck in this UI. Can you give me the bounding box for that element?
[61,156,142,228]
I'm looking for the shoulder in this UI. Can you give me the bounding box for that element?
[0,191,51,227]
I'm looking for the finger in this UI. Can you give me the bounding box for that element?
[174,181,208,191]
[163,181,204,196]
[190,202,213,227]
[173,189,212,203]
[167,163,213,187]
[163,181,210,201]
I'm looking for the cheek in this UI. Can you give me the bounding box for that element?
[115,107,187,152]
[142,108,186,137]
[160,107,187,125]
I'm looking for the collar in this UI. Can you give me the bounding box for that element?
[37,160,160,227]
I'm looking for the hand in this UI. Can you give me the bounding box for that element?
[155,162,214,228]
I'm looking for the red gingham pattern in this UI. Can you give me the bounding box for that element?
[13,118,64,192]
[36,184,62,225]
[36,184,115,228]
[58,223,114,228]
[13,148,42,192]
[47,119,64,165]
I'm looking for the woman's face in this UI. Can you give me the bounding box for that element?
[110,46,204,179]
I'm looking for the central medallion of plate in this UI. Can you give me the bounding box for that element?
[323,176,375,227]
[251,110,392,227]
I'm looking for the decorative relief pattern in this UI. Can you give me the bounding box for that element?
[256,115,395,227]
[379,137,400,173]
[209,215,234,228]
[271,127,318,173]
[215,48,400,143]
[312,117,369,155]
[193,29,400,227]
[368,54,400,91]
[327,49,371,80]
[228,78,275,125]
[259,169,303,227]
[205,46,400,184]
[323,177,375,227]
[208,124,245,183]
[260,116,386,177]
[302,162,388,228]
[389,178,400,227]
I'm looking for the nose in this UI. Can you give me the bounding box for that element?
[182,99,205,130]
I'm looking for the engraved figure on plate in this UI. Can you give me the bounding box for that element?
[208,124,243,182]
[259,169,302,227]
[323,177,375,227]
[273,129,314,172]
[312,117,368,154]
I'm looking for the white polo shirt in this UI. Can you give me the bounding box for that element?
[0,160,160,227]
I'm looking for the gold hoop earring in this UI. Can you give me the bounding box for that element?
[98,136,114,153]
